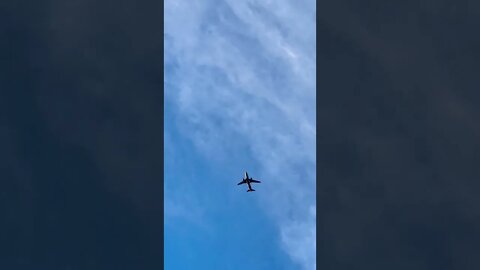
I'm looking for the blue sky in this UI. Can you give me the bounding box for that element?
[165,1,316,269]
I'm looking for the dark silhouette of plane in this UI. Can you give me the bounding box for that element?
[237,171,261,192]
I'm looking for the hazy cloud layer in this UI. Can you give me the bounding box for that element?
[165,0,315,269]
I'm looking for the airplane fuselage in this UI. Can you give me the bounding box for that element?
[244,172,253,190]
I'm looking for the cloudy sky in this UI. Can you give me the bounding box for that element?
[164,0,316,269]
[4,0,480,269]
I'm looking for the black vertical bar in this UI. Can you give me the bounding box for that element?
[0,0,164,269]
[318,0,480,269]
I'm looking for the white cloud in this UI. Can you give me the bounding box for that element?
[281,205,316,270]
[165,0,315,269]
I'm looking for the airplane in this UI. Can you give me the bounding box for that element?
[237,171,261,192]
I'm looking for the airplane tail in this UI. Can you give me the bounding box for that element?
[247,189,255,192]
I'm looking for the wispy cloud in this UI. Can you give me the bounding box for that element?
[165,0,315,269]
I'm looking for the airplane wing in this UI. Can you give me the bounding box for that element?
[250,179,261,183]
[237,180,247,185]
